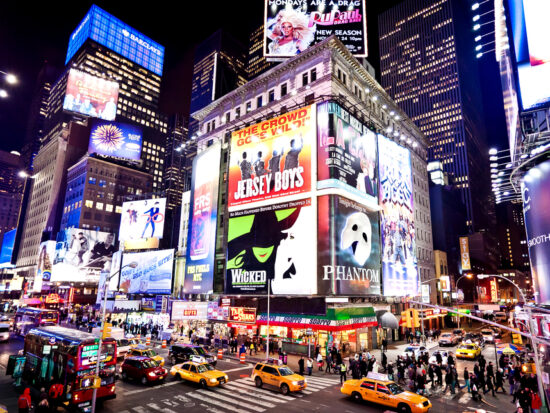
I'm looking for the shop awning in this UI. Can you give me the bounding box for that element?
[377,311,399,329]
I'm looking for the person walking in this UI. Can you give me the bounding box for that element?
[340,361,347,384]
[463,367,471,392]
[485,374,496,397]
[445,368,454,394]
[471,378,480,402]
[495,368,505,394]
[18,388,32,413]
[36,394,49,413]
[532,390,543,413]
[317,352,324,371]
[307,357,313,376]
[298,356,305,375]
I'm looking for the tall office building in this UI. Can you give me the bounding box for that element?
[0,151,24,238]
[164,114,192,211]
[378,0,493,233]
[247,25,275,80]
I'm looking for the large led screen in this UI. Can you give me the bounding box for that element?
[119,198,167,243]
[264,0,367,59]
[507,0,550,110]
[0,229,16,269]
[119,249,174,295]
[225,198,316,295]
[377,134,418,297]
[183,143,222,295]
[34,241,56,292]
[89,120,142,160]
[52,228,117,283]
[228,105,315,209]
[317,102,378,206]
[63,69,119,121]
[318,195,381,295]
[522,160,550,304]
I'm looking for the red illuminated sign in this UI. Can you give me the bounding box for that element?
[45,293,61,304]
[229,307,256,324]
[183,309,197,317]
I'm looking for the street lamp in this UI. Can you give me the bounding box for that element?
[0,71,18,85]
[454,273,473,329]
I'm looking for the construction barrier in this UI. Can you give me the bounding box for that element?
[217,349,223,360]
[162,340,167,349]
[146,337,151,346]
[240,353,246,364]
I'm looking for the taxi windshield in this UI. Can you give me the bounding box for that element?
[143,359,159,369]
[197,364,215,373]
[387,383,404,395]
[144,350,157,357]
[278,367,294,376]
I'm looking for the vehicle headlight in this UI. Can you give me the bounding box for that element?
[210,378,217,383]
[417,403,424,408]
[224,375,228,381]
[148,372,156,377]
[292,381,299,385]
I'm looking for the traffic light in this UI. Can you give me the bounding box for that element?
[411,309,420,328]
[401,310,412,328]
[512,333,523,345]
[102,323,112,340]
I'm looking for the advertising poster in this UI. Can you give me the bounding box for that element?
[522,160,550,303]
[459,236,471,271]
[228,105,315,209]
[317,102,378,205]
[171,301,208,321]
[89,120,142,161]
[183,144,222,295]
[119,198,167,243]
[225,198,316,295]
[52,229,117,283]
[377,134,418,296]
[63,69,119,120]
[33,241,56,293]
[96,251,121,304]
[264,0,367,59]
[0,229,16,268]
[440,275,451,292]
[119,249,174,295]
[318,195,381,295]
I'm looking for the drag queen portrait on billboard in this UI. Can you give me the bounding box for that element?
[267,8,316,56]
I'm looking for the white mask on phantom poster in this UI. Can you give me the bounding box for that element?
[340,212,372,266]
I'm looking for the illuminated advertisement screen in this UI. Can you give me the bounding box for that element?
[522,160,550,303]
[0,229,16,269]
[63,69,119,121]
[34,241,56,293]
[507,0,550,110]
[318,195,381,295]
[317,102,378,205]
[89,120,142,161]
[119,249,174,295]
[96,251,121,304]
[377,134,418,297]
[119,198,167,243]
[66,5,164,76]
[264,0,367,59]
[228,105,315,209]
[183,143,222,295]
[225,198,316,295]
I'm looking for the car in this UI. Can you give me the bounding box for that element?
[170,360,228,388]
[0,323,10,341]
[489,326,503,339]
[494,312,507,323]
[452,329,466,340]
[341,372,432,413]
[402,345,428,359]
[126,345,165,366]
[169,344,217,366]
[128,337,143,347]
[481,329,495,344]
[116,338,131,359]
[120,356,167,385]
[438,333,459,346]
[252,360,307,395]
[456,343,482,360]
[462,333,484,347]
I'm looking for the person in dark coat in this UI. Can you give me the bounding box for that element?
[495,368,505,393]
[445,369,454,394]
[298,356,305,375]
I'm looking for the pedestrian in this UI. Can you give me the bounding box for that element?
[18,388,32,413]
[249,342,255,356]
[463,367,471,392]
[495,368,505,393]
[317,352,323,371]
[340,362,347,384]
[298,356,305,376]
[382,351,387,372]
[372,358,379,374]
[471,381,480,402]
[485,374,496,397]
[325,354,332,374]
[445,369,454,394]
[532,390,543,413]
[307,357,313,376]
[36,394,49,413]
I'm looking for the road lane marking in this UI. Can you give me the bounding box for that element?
[226,380,297,400]
[146,403,177,413]
[222,383,289,403]
[212,387,276,408]
[195,389,265,412]
[188,392,255,413]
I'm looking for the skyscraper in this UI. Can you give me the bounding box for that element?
[247,25,275,80]
[0,150,24,238]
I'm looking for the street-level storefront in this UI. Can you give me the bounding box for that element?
[257,307,378,356]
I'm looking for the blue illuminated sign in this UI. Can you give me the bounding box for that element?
[0,229,16,268]
[66,5,164,76]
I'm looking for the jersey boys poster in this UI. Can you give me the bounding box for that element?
[318,195,381,295]
[184,143,222,295]
[225,198,316,295]
[377,134,418,297]
[228,105,315,209]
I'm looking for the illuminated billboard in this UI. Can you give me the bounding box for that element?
[89,120,142,160]
[264,0,367,59]
[377,134,418,297]
[225,198,316,295]
[66,5,165,76]
[63,69,119,121]
[228,105,315,209]
[52,228,117,283]
[318,195,381,295]
[317,102,378,206]
[119,249,174,295]
[119,198,167,243]
[507,0,550,110]
[0,229,16,269]
[34,241,56,292]
[183,143,222,295]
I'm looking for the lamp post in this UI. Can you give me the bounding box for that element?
[454,273,473,329]
[265,279,271,361]
[91,261,138,413]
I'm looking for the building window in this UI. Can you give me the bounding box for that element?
[257,96,263,108]
[99,179,106,187]
[268,89,275,102]
[235,107,241,119]
[311,68,317,82]
[88,177,96,185]
[105,204,113,212]
[85,200,93,208]
[95,202,104,210]
[302,72,309,87]
[246,101,252,112]
[115,206,122,214]
[281,83,287,97]
[225,112,231,123]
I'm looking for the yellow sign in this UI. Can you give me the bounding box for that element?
[512,333,523,344]
[490,280,498,303]
[460,237,471,270]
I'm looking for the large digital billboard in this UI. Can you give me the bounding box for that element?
[318,195,381,296]
[63,69,119,121]
[228,105,315,209]
[119,249,174,295]
[183,143,222,295]
[377,134,418,297]
[225,198,316,295]
[507,0,550,110]
[264,0,367,59]
[522,160,550,304]
[119,198,167,243]
[34,241,56,293]
[66,5,164,76]
[317,102,378,206]
[89,120,142,161]
[0,229,16,269]
[52,228,117,283]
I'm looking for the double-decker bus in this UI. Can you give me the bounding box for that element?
[14,307,59,335]
[23,326,116,411]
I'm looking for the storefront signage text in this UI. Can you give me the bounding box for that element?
[229,307,256,324]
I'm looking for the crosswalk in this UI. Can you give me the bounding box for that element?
[117,375,340,413]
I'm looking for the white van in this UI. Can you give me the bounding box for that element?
[0,323,10,341]
[494,312,507,323]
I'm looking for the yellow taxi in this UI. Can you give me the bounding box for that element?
[126,345,165,366]
[170,359,228,388]
[252,360,307,395]
[128,337,143,347]
[341,372,431,413]
[456,343,482,360]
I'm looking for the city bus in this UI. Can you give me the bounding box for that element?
[14,307,59,335]
[23,326,116,411]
